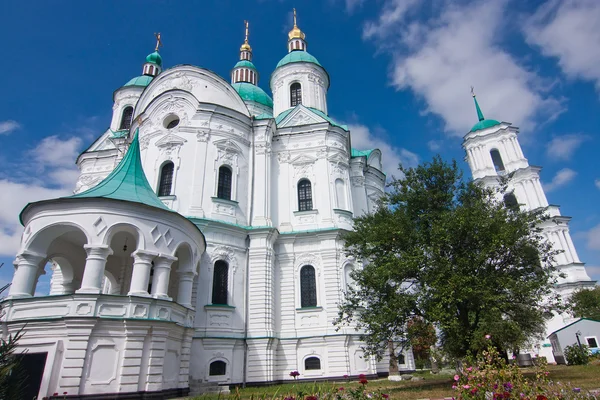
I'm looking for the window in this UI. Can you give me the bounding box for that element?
[163,115,180,129]
[290,82,302,107]
[587,337,598,348]
[335,178,346,210]
[490,149,505,173]
[217,166,233,200]
[397,353,406,364]
[158,162,174,197]
[305,357,321,370]
[209,360,227,376]
[212,260,228,305]
[119,106,133,130]
[300,265,317,307]
[298,179,312,211]
[504,193,518,210]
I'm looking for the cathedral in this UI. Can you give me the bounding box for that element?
[0,11,595,400]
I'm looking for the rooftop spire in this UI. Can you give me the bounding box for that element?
[288,8,307,52]
[471,86,485,122]
[154,32,163,52]
[239,20,252,56]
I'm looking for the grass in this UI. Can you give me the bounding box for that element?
[187,365,600,400]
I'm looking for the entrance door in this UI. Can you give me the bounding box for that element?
[19,352,48,400]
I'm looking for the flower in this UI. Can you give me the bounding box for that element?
[503,392,511,399]
[452,385,458,390]
[284,397,295,400]
[360,378,369,385]
[470,388,479,395]
[573,388,581,393]
[290,370,300,378]
[454,374,460,381]
[339,387,345,391]
[382,395,389,399]
[536,396,547,400]
[463,385,471,389]
[485,334,491,339]
[504,382,513,391]
[359,374,366,379]
[466,367,473,372]
[305,396,318,400]
[343,374,348,379]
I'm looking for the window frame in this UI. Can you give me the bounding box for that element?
[490,148,506,173]
[211,260,229,305]
[304,356,321,371]
[209,360,227,376]
[300,265,317,308]
[119,106,134,130]
[297,179,313,212]
[157,161,175,197]
[585,336,598,349]
[290,82,302,107]
[217,165,233,201]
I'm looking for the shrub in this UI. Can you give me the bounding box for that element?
[563,344,589,365]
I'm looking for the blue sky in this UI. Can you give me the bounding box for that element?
[1,0,599,291]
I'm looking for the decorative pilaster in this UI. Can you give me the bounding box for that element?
[8,251,45,298]
[128,250,157,297]
[151,254,177,300]
[77,245,113,294]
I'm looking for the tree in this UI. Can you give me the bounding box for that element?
[568,286,600,320]
[335,156,560,361]
[0,283,27,399]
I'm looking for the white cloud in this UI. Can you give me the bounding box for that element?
[543,168,577,192]
[525,0,600,91]
[344,0,365,14]
[584,223,600,250]
[546,134,588,161]
[0,120,20,135]
[28,135,83,169]
[363,0,562,135]
[427,140,442,152]
[348,123,419,177]
[595,179,600,190]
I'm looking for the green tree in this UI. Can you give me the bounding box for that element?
[568,286,600,320]
[335,156,560,360]
[0,283,27,399]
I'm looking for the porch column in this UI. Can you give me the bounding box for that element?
[77,245,113,294]
[151,254,177,300]
[8,252,46,298]
[128,250,157,297]
[177,271,196,308]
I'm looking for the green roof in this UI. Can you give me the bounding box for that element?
[233,60,257,70]
[69,129,171,211]
[146,51,163,67]
[275,106,348,131]
[276,51,322,69]
[470,94,501,132]
[124,75,153,88]
[232,82,273,108]
[351,148,374,158]
[255,113,273,120]
[111,129,129,138]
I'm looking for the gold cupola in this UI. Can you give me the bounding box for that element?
[287,9,307,52]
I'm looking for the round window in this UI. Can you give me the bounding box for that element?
[163,115,180,129]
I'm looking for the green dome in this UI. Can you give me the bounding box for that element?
[233,60,257,70]
[232,82,273,108]
[276,51,322,69]
[145,51,163,67]
[470,119,501,132]
[123,75,154,87]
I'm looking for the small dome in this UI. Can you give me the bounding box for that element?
[233,60,257,70]
[232,82,273,108]
[123,75,154,88]
[145,51,163,67]
[470,119,501,132]
[240,42,252,52]
[275,51,322,69]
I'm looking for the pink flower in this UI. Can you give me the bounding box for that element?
[463,385,471,389]
[466,367,473,372]
[485,335,491,339]
[454,374,460,381]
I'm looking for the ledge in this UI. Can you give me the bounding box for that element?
[211,196,239,205]
[333,208,353,217]
[204,304,236,309]
[293,209,318,216]
[296,306,323,313]
[159,195,176,200]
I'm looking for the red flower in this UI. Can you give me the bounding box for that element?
[536,396,548,400]
[503,392,511,399]
[359,374,366,379]
[338,387,345,391]
[470,389,479,395]
[290,370,300,378]
[383,394,389,399]
[360,378,369,385]
[305,396,318,400]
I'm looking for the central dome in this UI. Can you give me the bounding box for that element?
[232,82,273,108]
[275,51,322,69]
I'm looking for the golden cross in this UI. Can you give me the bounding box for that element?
[470,86,476,97]
[154,32,163,52]
[293,8,297,27]
[244,20,249,43]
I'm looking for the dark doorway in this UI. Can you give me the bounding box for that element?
[18,352,47,400]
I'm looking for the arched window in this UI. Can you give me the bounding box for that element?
[305,357,321,370]
[335,178,346,210]
[290,82,302,107]
[212,260,228,305]
[300,265,317,308]
[490,149,505,173]
[298,179,313,211]
[504,192,519,210]
[217,166,233,200]
[209,360,227,376]
[119,106,134,130]
[158,162,174,197]
[397,353,406,365]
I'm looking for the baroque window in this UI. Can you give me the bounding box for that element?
[298,179,312,211]
[119,106,133,130]
[490,149,505,173]
[290,82,302,107]
[209,360,227,376]
[212,260,228,305]
[217,166,233,200]
[305,357,321,370]
[300,265,317,308]
[158,162,174,197]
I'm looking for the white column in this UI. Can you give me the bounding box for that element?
[77,245,113,294]
[563,230,581,263]
[151,254,177,300]
[177,271,196,307]
[557,230,572,264]
[8,252,46,298]
[128,250,157,297]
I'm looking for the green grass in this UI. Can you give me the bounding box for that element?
[187,366,600,400]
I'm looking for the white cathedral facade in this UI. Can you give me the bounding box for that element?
[0,14,595,400]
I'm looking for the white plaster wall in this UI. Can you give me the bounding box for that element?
[270,63,329,117]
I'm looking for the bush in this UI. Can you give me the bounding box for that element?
[563,344,589,365]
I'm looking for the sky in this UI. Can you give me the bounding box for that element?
[1,0,599,291]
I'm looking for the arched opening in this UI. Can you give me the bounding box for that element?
[290,82,302,107]
[209,360,227,376]
[297,179,313,211]
[169,243,194,304]
[212,260,229,305]
[504,192,519,210]
[335,178,347,210]
[343,264,355,291]
[158,162,175,197]
[106,228,140,295]
[300,265,317,308]
[490,149,505,173]
[305,356,321,370]
[217,166,233,200]
[119,106,134,130]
